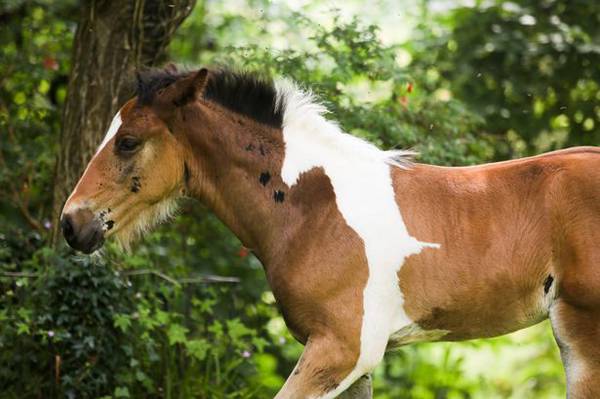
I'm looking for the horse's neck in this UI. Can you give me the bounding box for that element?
[188,97,402,267]
[186,114,295,264]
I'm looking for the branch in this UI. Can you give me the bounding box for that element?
[122,269,240,285]
[0,270,240,285]
[122,269,180,285]
[177,275,240,284]
[0,271,39,278]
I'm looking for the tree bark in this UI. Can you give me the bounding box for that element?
[50,0,196,244]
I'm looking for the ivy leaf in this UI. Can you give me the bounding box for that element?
[226,318,254,342]
[114,386,130,398]
[186,339,210,361]
[167,323,189,346]
[252,336,269,352]
[113,314,132,333]
[16,322,30,335]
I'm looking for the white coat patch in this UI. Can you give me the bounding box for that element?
[62,110,122,215]
[97,111,122,154]
[276,81,440,398]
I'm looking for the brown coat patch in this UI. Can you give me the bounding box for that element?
[394,147,600,341]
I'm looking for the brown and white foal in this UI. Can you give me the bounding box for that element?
[61,67,600,398]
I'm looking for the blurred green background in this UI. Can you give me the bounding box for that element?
[1,0,598,397]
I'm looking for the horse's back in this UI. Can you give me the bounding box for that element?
[391,146,600,341]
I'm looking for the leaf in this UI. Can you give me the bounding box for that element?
[186,338,210,361]
[167,323,189,346]
[226,319,254,342]
[16,322,30,335]
[252,336,269,352]
[17,307,32,322]
[155,310,169,325]
[114,386,130,398]
[135,370,149,382]
[113,314,132,333]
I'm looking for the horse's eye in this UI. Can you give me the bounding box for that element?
[116,136,141,154]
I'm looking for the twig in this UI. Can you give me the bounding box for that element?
[0,271,39,278]
[177,275,240,284]
[122,269,239,285]
[122,269,181,285]
[0,269,239,285]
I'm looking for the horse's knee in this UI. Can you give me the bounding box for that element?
[275,336,364,399]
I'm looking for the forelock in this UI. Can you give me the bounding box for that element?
[135,68,188,106]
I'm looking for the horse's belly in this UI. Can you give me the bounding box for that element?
[387,288,550,347]
[396,251,555,343]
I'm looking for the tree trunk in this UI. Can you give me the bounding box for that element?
[50,0,196,244]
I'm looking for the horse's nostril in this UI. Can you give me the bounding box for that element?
[61,214,75,240]
[60,210,105,253]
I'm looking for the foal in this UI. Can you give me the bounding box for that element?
[61,67,600,398]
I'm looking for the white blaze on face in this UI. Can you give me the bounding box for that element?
[276,81,440,398]
[97,111,123,154]
[62,110,123,215]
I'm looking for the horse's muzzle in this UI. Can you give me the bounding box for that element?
[60,208,105,254]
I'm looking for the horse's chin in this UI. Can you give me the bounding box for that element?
[85,237,106,254]
[109,197,180,252]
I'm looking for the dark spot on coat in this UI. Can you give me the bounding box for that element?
[105,220,114,230]
[274,190,285,203]
[259,144,266,156]
[544,274,554,294]
[131,176,141,193]
[245,143,255,152]
[184,162,190,184]
[259,172,271,186]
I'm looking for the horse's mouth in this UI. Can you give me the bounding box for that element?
[81,234,106,254]
[61,211,106,254]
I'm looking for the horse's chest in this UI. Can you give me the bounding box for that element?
[279,148,441,355]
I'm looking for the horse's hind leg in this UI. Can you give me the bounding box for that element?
[550,301,600,398]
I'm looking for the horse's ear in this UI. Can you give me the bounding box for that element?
[173,68,208,107]
[191,68,208,94]
[135,70,145,95]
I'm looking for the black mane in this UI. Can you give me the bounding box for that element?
[135,67,284,128]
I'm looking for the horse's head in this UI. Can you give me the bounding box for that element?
[61,68,209,253]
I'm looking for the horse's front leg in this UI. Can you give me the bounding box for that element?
[275,336,373,399]
[337,374,372,399]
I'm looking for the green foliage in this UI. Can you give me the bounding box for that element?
[1,0,592,398]
[0,250,133,398]
[414,0,600,156]
[0,242,280,398]
[183,12,491,166]
[0,1,74,232]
